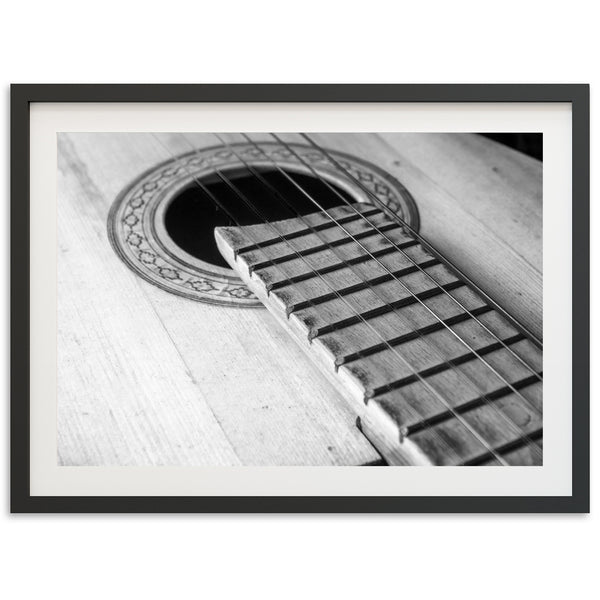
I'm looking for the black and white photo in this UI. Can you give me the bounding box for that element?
[58,131,543,467]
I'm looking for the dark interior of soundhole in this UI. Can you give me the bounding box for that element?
[164,167,356,269]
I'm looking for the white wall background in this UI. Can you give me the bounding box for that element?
[1,2,596,599]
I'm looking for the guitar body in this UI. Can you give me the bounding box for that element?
[57,132,542,466]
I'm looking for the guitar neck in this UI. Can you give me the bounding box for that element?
[215,202,543,466]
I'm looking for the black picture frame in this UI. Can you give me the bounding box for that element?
[10,84,590,513]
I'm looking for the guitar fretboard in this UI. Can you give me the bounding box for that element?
[215,203,543,466]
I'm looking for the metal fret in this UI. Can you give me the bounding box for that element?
[336,305,493,367]
[309,281,464,341]
[367,333,526,399]
[268,239,420,292]
[287,257,439,314]
[247,222,400,273]
[463,428,543,466]
[405,372,542,435]
[234,206,382,254]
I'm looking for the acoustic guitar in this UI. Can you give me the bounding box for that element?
[57,132,542,466]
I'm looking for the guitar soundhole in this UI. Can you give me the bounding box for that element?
[109,141,418,306]
[164,168,355,269]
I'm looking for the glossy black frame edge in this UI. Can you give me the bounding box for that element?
[10,84,590,514]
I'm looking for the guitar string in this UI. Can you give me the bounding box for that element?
[266,133,543,417]
[214,133,542,463]
[153,132,500,466]
[188,132,543,465]
[298,132,544,369]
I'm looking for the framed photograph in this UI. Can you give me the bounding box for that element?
[11,84,589,512]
